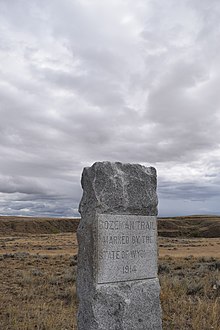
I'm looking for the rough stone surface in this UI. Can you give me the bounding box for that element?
[77,161,162,330]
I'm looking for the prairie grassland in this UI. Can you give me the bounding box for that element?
[159,237,220,258]
[0,232,219,329]
[159,256,220,329]
[0,252,78,330]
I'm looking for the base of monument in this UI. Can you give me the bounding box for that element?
[77,278,162,330]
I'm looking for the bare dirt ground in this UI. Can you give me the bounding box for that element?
[0,217,219,329]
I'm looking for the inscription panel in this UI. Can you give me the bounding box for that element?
[96,214,158,284]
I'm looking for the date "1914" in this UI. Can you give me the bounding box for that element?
[122,265,137,274]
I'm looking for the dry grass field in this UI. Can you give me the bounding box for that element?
[0,216,219,330]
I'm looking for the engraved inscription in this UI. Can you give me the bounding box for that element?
[96,214,158,284]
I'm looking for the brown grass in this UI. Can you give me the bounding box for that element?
[0,216,219,329]
[159,256,220,329]
[0,252,78,330]
[159,237,220,258]
[0,216,80,236]
[1,215,219,238]
[158,215,220,238]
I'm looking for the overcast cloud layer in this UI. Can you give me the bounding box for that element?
[0,0,220,217]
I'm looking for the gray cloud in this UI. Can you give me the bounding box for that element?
[0,0,220,217]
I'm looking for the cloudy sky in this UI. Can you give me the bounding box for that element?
[0,0,220,217]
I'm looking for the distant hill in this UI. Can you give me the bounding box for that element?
[0,215,219,238]
[0,216,80,235]
[158,215,220,238]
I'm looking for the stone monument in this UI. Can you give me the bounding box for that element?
[77,161,162,330]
